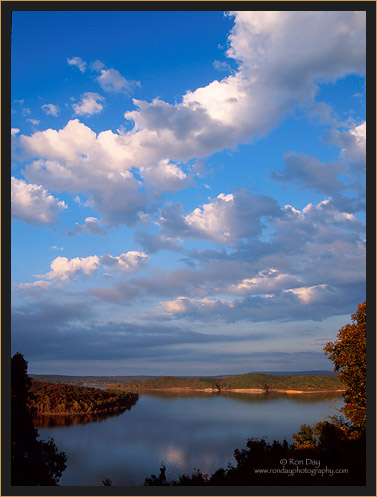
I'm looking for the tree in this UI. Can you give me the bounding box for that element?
[292,423,317,449]
[144,465,170,486]
[11,353,67,485]
[324,302,366,430]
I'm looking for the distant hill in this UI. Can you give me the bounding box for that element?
[30,370,334,382]
[29,374,158,384]
[29,371,341,393]
[244,370,336,376]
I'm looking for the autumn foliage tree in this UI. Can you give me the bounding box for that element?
[324,302,366,430]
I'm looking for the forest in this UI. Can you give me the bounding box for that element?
[105,372,343,393]
[29,381,138,415]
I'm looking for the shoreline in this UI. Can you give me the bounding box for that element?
[32,388,344,417]
[122,387,345,394]
[32,406,130,416]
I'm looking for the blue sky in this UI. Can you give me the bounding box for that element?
[11,10,366,375]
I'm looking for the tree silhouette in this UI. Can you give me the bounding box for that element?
[145,432,365,486]
[11,353,67,485]
[144,464,170,486]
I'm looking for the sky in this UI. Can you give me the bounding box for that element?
[10,10,366,376]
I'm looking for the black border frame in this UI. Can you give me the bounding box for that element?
[1,2,376,496]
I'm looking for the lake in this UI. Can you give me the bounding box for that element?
[36,391,343,486]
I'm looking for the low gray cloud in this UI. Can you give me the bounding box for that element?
[11,300,91,333]
[156,283,365,324]
[271,152,345,195]
[326,122,366,167]
[13,295,336,376]
[89,258,259,305]
[28,349,333,376]
[134,231,182,254]
[268,200,364,255]
[11,300,259,364]
[86,193,365,325]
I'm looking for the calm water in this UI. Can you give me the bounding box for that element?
[37,391,343,486]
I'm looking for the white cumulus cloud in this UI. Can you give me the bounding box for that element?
[11,177,67,225]
[42,255,100,283]
[19,119,189,224]
[160,296,231,316]
[23,251,149,286]
[228,268,300,296]
[99,251,149,274]
[97,68,138,94]
[283,284,329,303]
[73,92,105,116]
[124,11,365,161]
[140,159,191,192]
[67,56,87,73]
[67,217,107,236]
[16,280,52,290]
[41,103,60,117]
[159,189,281,245]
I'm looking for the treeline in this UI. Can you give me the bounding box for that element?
[220,373,342,391]
[30,374,154,386]
[30,381,138,415]
[112,373,343,393]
